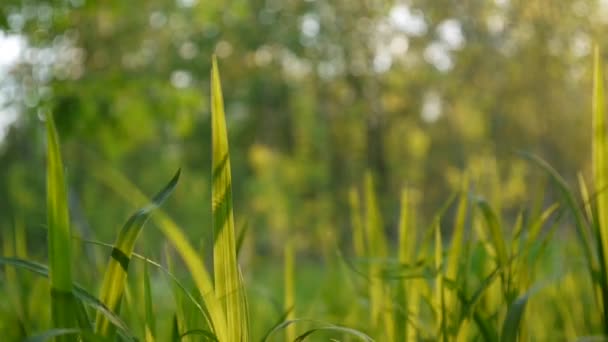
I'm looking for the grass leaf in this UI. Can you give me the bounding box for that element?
[211,56,249,341]
[45,114,78,340]
[95,169,180,337]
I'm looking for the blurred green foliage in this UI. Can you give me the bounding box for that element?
[0,0,605,277]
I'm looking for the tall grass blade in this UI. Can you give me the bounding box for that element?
[284,240,296,342]
[45,114,78,340]
[363,171,393,339]
[211,56,249,341]
[593,45,608,331]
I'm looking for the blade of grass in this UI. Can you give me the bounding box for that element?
[363,171,394,339]
[88,163,225,338]
[143,259,156,342]
[211,56,249,341]
[95,169,180,337]
[593,45,608,331]
[45,113,78,340]
[265,319,373,342]
[284,240,296,342]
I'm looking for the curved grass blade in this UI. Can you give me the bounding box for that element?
[24,329,111,342]
[260,308,293,342]
[78,237,214,331]
[179,329,219,341]
[95,169,180,337]
[265,319,374,342]
[211,55,249,341]
[45,113,77,340]
[24,329,80,342]
[0,257,137,341]
[521,152,598,297]
[87,163,225,338]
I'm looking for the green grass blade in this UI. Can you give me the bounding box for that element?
[446,177,469,282]
[363,171,393,338]
[500,292,530,342]
[524,203,559,253]
[236,222,249,258]
[143,260,156,342]
[211,56,249,341]
[46,114,77,339]
[578,172,594,223]
[349,187,366,258]
[24,329,81,342]
[179,329,219,341]
[265,319,374,342]
[521,153,596,284]
[89,162,226,338]
[476,199,508,270]
[24,329,111,342]
[284,240,296,342]
[95,169,180,337]
[593,45,608,329]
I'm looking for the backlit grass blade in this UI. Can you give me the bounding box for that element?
[284,240,296,342]
[363,171,394,339]
[593,45,608,330]
[211,56,249,341]
[95,169,180,337]
[46,113,77,340]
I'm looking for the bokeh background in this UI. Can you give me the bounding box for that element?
[0,1,606,336]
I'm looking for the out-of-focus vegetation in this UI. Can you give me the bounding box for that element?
[2,0,608,341]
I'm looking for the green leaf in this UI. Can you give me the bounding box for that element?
[95,169,180,337]
[211,56,249,341]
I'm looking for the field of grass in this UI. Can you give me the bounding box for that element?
[3,51,608,341]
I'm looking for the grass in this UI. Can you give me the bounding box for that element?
[2,50,608,341]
